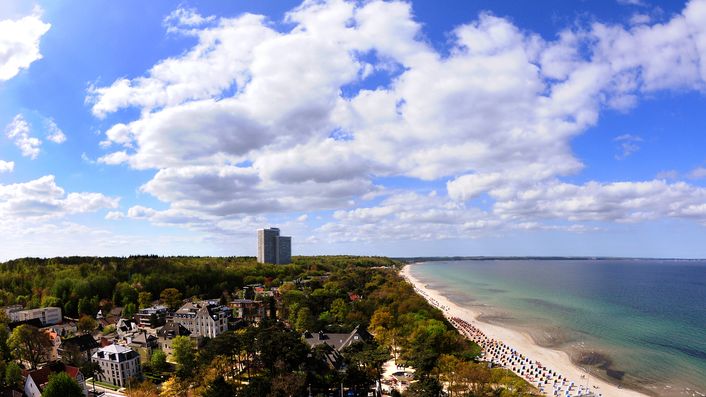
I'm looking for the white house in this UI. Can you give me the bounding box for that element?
[172,300,231,338]
[92,344,141,388]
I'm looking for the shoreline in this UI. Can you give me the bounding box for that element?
[401,265,648,397]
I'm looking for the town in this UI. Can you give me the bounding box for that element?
[0,229,530,397]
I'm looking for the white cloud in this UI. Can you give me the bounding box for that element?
[86,0,706,240]
[0,9,50,81]
[164,7,216,29]
[688,166,706,179]
[491,180,706,224]
[0,175,123,259]
[105,211,124,220]
[618,0,646,6]
[614,134,643,159]
[629,13,652,25]
[4,113,66,159]
[44,118,66,144]
[5,114,40,159]
[0,175,119,220]
[656,170,679,179]
[0,160,14,173]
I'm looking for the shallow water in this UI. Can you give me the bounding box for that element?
[409,259,706,396]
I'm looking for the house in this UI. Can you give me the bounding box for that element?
[230,299,266,323]
[116,318,138,337]
[43,329,61,362]
[302,325,371,369]
[156,322,191,357]
[48,322,77,337]
[100,307,123,327]
[23,362,87,397]
[59,334,100,363]
[172,300,231,338]
[92,345,141,388]
[135,305,167,328]
[126,330,159,363]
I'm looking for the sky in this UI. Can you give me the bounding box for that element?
[2,0,706,260]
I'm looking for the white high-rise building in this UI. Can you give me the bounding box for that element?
[257,227,292,264]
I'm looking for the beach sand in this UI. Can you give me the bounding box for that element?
[401,265,648,397]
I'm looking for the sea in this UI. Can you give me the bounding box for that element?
[408,259,706,397]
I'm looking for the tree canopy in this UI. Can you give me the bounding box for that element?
[42,372,84,397]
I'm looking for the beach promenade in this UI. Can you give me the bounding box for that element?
[401,265,648,397]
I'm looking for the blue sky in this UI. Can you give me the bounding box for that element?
[2,0,706,259]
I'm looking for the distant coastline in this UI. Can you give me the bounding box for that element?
[394,256,706,263]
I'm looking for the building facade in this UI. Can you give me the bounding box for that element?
[172,300,231,338]
[257,227,292,264]
[4,306,61,326]
[157,322,191,358]
[230,299,266,323]
[135,305,167,327]
[92,344,141,388]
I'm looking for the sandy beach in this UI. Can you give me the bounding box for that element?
[401,265,648,397]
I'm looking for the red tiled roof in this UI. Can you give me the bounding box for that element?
[26,363,81,390]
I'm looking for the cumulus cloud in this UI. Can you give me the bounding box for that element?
[0,160,14,173]
[44,118,66,143]
[0,9,50,81]
[5,114,40,159]
[4,113,67,159]
[0,175,118,223]
[0,175,125,259]
[86,0,706,240]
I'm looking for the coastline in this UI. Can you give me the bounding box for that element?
[401,264,648,397]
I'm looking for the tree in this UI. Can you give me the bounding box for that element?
[127,381,159,397]
[404,376,443,397]
[269,371,307,397]
[123,303,137,319]
[4,362,22,389]
[160,288,182,311]
[0,323,12,360]
[138,291,153,309]
[78,296,97,315]
[203,375,234,397]
[294,307,315,333]
[78,315,98,334]
[160,376,189,397]
[150,349,168,372]
[42,372,84,397]
[330,298,349,323]
[343,340,389,386]
[172,335,195,377]
[8,324,51,369]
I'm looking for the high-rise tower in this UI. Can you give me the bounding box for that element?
[257,227,292,264]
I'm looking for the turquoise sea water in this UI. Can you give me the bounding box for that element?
[408,260,706,396]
